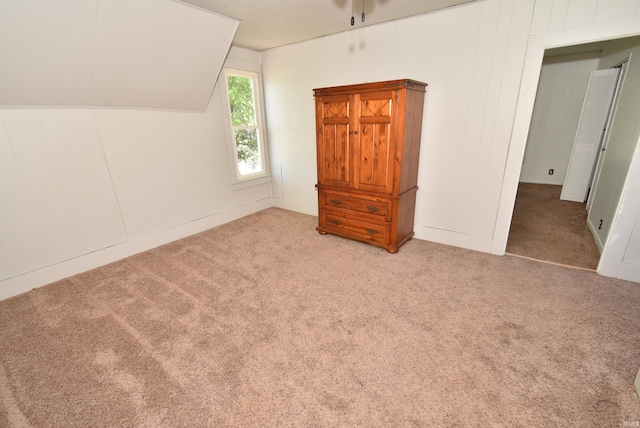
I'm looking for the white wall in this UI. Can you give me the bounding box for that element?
[528,0,640,36]
[615,142,640,278]
[0,47,273,301]
[262,0,535,252]
[0,110,127,280]
[626,209,640,264]
[520,52,601,185]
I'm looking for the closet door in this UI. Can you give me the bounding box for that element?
[355,90,397,194]
[316,94,353,188]
[560,68,620,202]
[587,63,626,212]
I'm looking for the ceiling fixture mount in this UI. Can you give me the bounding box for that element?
[351,1,354,25]
[351,0,365,26]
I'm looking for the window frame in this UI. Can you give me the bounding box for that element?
[221,66,271,186]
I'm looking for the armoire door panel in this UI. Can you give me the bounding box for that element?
[322,98,350,119]
[320,123,350,184]
[317,95,352,187]
[360,97,392,118]
[355,91,396,193]
[357,122,392,192]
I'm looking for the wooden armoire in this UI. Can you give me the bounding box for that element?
[314,79,427,253]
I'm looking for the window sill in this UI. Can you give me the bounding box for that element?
[231,174,272,190]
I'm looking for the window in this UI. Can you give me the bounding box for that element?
[222,68,269,181]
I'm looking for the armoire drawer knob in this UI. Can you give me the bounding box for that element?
[366,206,380,213]
[329,220,342,226]
[365,228,379,235]
[330,199,342,205]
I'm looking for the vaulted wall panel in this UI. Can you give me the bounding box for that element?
[0,0,238,111]
[92,0,237,110]
[0,0,97,106]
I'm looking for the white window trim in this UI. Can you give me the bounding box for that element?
[221,64,271,188]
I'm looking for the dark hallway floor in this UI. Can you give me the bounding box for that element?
[506,183,601,270]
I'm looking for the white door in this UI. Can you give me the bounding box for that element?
[560,68,620,202]
[587,62,627,213]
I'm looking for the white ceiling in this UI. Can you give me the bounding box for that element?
[178,0,478,51]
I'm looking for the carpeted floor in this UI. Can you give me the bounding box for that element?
[0,207,639,427]
[507,183,601,270]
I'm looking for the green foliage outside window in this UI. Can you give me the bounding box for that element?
[227,75,259,170]
[234,129,259,169]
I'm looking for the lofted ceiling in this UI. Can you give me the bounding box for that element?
[178,0,478,51]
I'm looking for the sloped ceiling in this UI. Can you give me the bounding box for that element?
[0,0,238,111]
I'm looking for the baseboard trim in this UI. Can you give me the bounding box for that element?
[271,198,318,217]
[413,225,493,253]
[586,217,604,253]
[0,199,274,301]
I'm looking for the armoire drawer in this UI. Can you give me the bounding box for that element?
[320,209,390,244]
[320,190,390,218]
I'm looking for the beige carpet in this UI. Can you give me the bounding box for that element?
[1,207,639,427]
[507,183,601,270]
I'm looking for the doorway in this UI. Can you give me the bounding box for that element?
[505,42,616,270]
[496,29,640,281]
